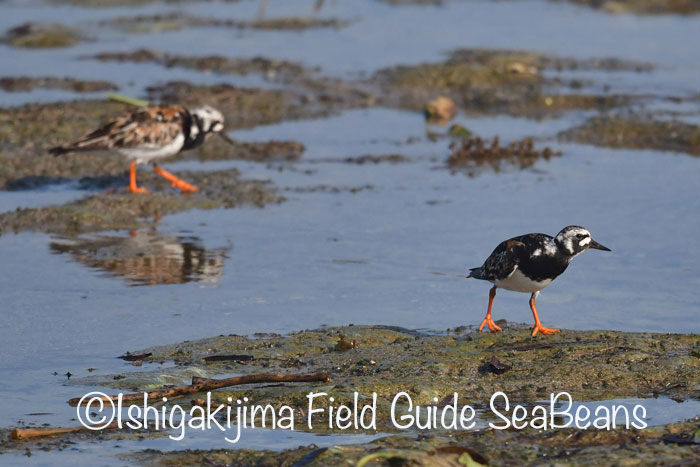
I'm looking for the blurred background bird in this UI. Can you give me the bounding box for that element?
[49,104,234,194]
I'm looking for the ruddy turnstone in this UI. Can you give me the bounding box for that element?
[468,226,610,336]
[49,104,233,194]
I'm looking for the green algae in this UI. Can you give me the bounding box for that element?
[558,115,700,156]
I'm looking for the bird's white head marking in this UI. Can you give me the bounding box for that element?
[554,225,594,258]
[192,105,225,134]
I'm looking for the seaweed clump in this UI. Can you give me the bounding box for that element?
[448,136,561,174]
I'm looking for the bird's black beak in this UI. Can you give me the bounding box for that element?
[217,131,235,146]
[589,239,611,251]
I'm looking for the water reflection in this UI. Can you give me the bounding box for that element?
[50,230,228,286]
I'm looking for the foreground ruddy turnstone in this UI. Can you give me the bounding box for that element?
[49,104,233,194]
[468,226,610,336]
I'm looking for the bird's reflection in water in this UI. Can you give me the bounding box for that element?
[50,230,229,286]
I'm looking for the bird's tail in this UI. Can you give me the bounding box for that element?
[467,267,482,279]
[49,146,72,156]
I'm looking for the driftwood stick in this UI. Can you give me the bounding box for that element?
[11,421,120,441]
[68,372,331,406]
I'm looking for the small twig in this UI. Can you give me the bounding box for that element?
[203,354,254,363]
[106,93,149,107]
[68,372,331,406]
[11,421,120,441]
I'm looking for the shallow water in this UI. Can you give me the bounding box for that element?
[1,0,699,464]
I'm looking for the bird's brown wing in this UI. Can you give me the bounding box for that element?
[50,105,187,155]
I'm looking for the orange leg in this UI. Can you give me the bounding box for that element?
[128,162,150,194]
[529,293,559,337]
[153,165,198,193]
[479,286,502,332]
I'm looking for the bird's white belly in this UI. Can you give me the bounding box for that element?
[494,268,553,293]
[119,133,185,164]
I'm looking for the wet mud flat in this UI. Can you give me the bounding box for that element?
[0,170,281,236]
[2,46,697,198]
[77,325,700,420]
[132,419,700,466]
[3,325,699,465]
[0,80,317,237]
[2,80,699,236]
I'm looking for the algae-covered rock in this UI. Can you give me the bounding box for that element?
[90,53,375,112]
[559,115,700,156]
[100,13,350,34]
[71,324,700,434]
[92,49,308,81]
[563,0,700,15]
[2,22,82,48]
[5,325,698,465]
[0,76,117,93]
[373,49,643,117]
[0,169,282,237]
[90,324,700,465]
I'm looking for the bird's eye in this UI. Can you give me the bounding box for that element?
[576,234,584,239]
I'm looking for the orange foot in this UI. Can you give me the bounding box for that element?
[479,316,502,333]
[530,324,560,337]
[128,185,150,194]
[168,178,198,193]
[154,165,198,193]
[128,162,150,194]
